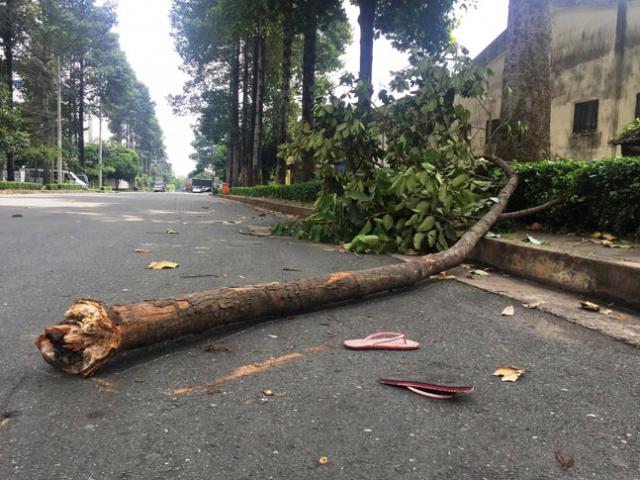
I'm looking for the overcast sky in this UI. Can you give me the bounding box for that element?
[112,0,509,177]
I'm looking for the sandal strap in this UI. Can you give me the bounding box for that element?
[406,386,454,399]
[364,332,407,345]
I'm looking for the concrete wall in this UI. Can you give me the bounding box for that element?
[465,0,640,161]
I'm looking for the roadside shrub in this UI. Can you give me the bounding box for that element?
[0,181,43,191]
[45,183,83,191]
[508,156,640,236]
[229,181,321,204]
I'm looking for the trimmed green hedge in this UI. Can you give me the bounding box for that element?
[509,157,640,236]
[45,183,83,191]
[229,181,321,203]
[0,181,43,191]
[228,158,640,237]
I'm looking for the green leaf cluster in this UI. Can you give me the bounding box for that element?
[275,49,497,253]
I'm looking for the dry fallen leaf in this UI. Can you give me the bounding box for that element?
[1,411,16,427]
[134,248,152,253]
[602,309,613,315]
[524,234,546,246]
[492,365,525,382]
[591,231,602,239]
[522,301,542,309]
[430,272,456,280]
[470,269,490,277]
[580,301,600,312]
[554,449,575,471]
[602,233,616,241]
[147,261,179,270]
[501,305,515,316]
[263,389,287,397]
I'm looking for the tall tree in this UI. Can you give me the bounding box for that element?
[357,0,375,105]
[354,0,462,105]
[0,0,31,180]
[299,0,317,182]
[496,0,552,162]
[277,0,294,183]
[229,40,240,185]
[251,20,265,185]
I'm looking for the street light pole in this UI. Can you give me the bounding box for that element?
[57,57,63,185]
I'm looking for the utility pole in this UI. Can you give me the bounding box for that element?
[98,102,103,189]
[57,57,63,184]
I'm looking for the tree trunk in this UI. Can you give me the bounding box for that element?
[496,0,552,162]
[240,39,251,186]
[230,41,241,186]
[358,0,376,106]
[251,22,265,186]
[1,0,16,181]
[300,2,317,182]
[78,58,86,167]
[248,34,259,185]
[35,156,518,377]
[277,1,294,184]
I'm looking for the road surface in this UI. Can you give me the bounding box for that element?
[1,192,639,479]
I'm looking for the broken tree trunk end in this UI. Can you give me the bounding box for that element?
[35,157,518,376]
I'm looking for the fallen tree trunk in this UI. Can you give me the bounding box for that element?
[36,157,518,376]
[499,198,562,220]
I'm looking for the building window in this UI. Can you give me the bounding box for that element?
[573,100,599,133]
[635,93,640,119]
[485,119,501,144]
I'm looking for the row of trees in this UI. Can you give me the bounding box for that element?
[0,0,171,184]
[172,0,466,187]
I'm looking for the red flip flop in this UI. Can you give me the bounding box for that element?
[344,332,420,350]
[378,378,474,400]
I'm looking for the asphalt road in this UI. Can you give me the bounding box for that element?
[0,192,639,480]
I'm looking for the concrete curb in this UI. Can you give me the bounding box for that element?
[222,194,639,311]
[223,194,314,217]
[469,238,640,310]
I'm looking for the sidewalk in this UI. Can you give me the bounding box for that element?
[469,231,640,310]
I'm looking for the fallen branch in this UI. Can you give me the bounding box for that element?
[499,198,562,220]
[36,157,518,376]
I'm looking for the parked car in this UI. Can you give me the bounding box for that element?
[67,171,89,190]
[153,181,166,192]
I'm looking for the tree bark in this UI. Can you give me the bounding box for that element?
[278,1,294,184]
[358,0,376,106]
[251,22,265,186]
[78,58,86,167]
[496,0,551,162]
[300,1,317,182]
[229,40,241,186]
[240,39,251,186]
[1,0,16,181]
[248,34,259,185]
[35,156,518,377]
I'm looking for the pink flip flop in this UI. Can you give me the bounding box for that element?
[378,378,474,400]
[343,332,420,350]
